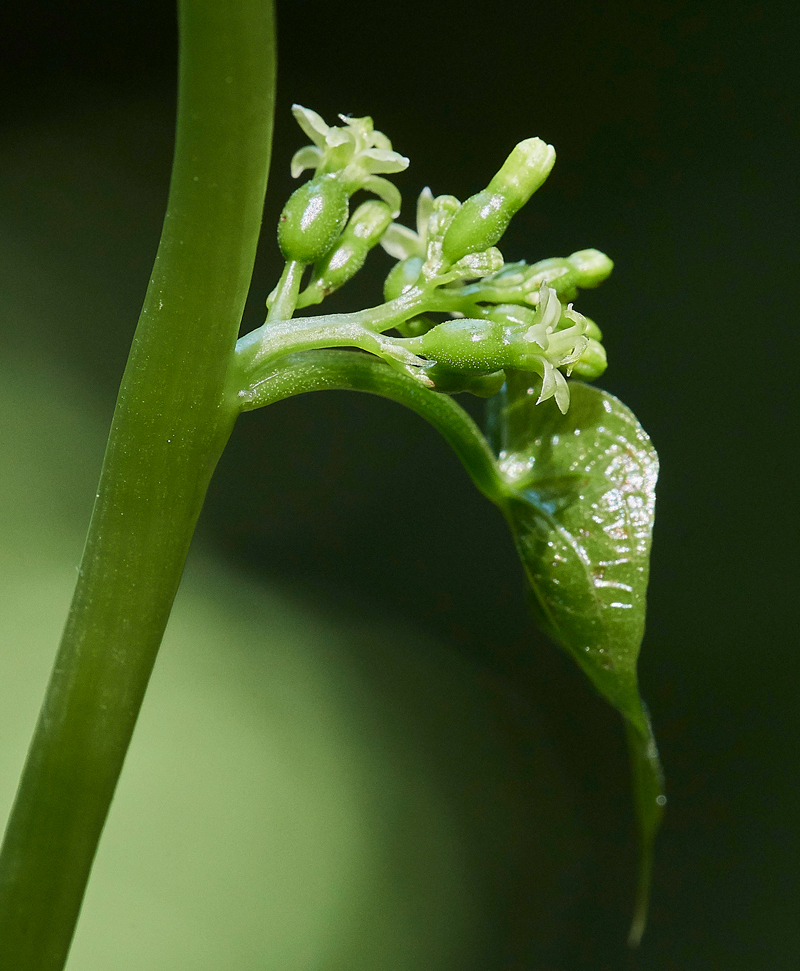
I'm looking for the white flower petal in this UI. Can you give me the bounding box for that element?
[562,304,586,328]
[290,145,323,178]
[361,175,402,218]
[524,323,550,350]
[537,283,562,331]
[537,360,557,405]
[325,128,352,149]
[339,113,373,134]
[380,223,423,261]
[339,115,374,153]
[562,335,590,366]
[359,148,410,174]
[291,104,329,147]
[553,369,571,413]
[416,187,435,240]
[370,130,393,151]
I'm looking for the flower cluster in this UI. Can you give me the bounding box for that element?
[272,105,613,415]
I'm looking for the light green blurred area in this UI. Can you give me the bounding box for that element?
[0,347,577,968]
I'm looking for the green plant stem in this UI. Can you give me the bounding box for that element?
[267,259,305,323]
[236,349,503,502]
[236,276,493,372]
[0,2,275,967]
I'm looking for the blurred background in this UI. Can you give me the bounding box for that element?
[1,0,798,968]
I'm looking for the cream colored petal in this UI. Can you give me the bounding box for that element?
[380,223,423,261]
[552,368,571,414]
[291,105,329,147]
[359,148,410,174]
[370,130,393,151]
[415,187,435,241]
[537,283,562,331]
[537,360,557,405]
[360,175,402,218]
[290,145,323,179]
[524,323,550,350]
[325,128,352,149]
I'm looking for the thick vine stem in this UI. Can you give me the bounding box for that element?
[0,2,276,968]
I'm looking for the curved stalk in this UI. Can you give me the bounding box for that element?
[0,2,276,967]
[236,349,503,503]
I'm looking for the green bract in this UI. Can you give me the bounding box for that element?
[486,375,663,946]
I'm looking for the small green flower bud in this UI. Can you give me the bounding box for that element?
[383,256,424,301]
[440,189,510,266]
[298,201,392,306]
[441,138,555,265]
[347,199,394,241]
[278,174,349,264]
[567,249,614,289]
[582,316,603,341]
[570,337,607,379]
[486,137,556,211]
[420,319,508,374]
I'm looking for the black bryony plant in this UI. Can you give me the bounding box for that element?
[0,4,663,967]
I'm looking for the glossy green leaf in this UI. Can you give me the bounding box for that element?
[486,371,664,944]
[239,348,665,944]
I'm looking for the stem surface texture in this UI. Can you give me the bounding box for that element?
[0,2,275,967]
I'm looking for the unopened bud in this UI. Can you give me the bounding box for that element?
[298,201,392,306]
[420,319,507,373]
[384,256,424,301]
[441,138,555,264]
[278,174,349,264]
[567,249,614,289]
[486,137,556,210]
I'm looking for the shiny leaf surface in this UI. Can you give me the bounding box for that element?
[486,372,664,943]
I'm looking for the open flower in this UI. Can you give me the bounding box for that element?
[521,285,589,412]
[407,284,594,412]
[290,105,409,215]
[482,285,592,412]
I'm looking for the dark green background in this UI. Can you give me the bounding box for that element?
[1,0,797,967]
